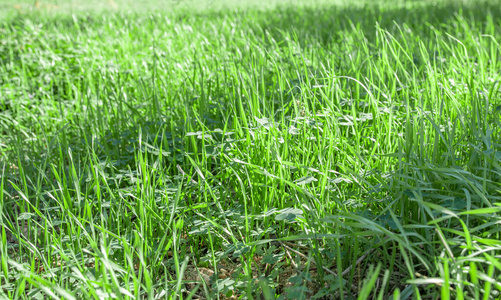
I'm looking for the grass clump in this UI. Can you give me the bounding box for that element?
[1,0,501,298]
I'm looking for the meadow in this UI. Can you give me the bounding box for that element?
[1,0,501,298]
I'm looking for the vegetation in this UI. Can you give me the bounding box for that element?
[1,0,501,298]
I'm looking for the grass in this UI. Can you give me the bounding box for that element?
[1,0,501,298]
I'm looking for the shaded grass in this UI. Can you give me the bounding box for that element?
[1,0,501,298]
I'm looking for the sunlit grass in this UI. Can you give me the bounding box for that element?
[1,0,501,298]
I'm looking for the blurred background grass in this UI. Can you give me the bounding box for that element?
[0,0,485,16]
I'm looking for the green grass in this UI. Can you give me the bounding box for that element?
[1,0,501,298]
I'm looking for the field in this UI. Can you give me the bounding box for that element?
[1,0,501,298]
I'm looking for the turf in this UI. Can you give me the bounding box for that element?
[1,0,501,298]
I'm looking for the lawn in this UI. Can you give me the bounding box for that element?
[1,0,501,298]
